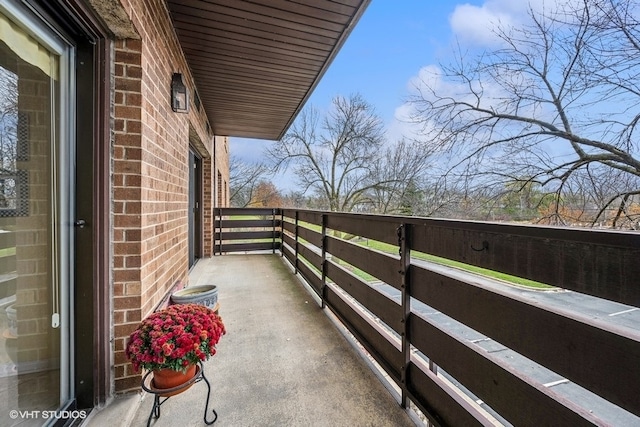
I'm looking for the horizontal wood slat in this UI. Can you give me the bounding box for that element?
[325,261,402,334]
[407,363,488,427]
[215,219,279,229]
[282,220,295,234]
[325,213,401,246]
[281,209,297,219]
[282,242,295,263]
[410,264,640,416]
[214,242,277,253]
[298,243,322,271]
[214,231,280,241]
[325,285,402,383]
[325,235,401,289]
[298,260,322,296]
[215,208,278,216]
[297,210,323,226]
[282,232,295,250]
[408,222,640,306]
[298,226,322,248]
[410,313,604,427]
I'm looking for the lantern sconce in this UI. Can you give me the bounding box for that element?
[171,73,189,113]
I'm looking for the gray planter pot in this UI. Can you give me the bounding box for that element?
[170,285,218,309]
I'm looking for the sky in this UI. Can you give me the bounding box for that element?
[230,0,539,190]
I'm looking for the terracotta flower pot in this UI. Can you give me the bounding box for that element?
[152,364,197,397]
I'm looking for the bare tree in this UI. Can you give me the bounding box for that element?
[267,94,387,212]
[365,138,432,214]
[228,155,269,208]
[409,0,640,227]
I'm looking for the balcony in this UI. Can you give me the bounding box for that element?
[208,208,639,426]
[97,207,639,426]
[123,253,415,426]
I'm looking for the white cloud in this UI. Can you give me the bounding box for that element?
[407,65,443,95]
[449,2,515,46]
[394,1,560,143]
[449,0,566,47]
[387,103,421,142]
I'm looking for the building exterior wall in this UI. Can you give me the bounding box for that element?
[109,0,229,392]
[203,157,213,257]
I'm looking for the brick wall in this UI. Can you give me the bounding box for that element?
[112,36,143,392]
[111,0,226,392]
[203,157,213,256]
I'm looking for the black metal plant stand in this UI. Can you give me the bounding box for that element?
[141,362,217,426]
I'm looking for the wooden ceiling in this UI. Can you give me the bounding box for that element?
[167,0,370,140]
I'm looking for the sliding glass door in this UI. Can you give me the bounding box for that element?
[0,1,74,424]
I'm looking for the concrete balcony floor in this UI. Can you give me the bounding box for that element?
[92,254,416,426]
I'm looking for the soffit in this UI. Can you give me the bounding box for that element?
[167,0,370,140]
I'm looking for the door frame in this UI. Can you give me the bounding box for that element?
[28,0,112,408]
[189,148,203,268]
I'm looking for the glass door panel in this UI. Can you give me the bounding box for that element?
[0,3,72,425]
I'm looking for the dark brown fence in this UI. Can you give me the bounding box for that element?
[214,208,280,254]
[215,207,640,426]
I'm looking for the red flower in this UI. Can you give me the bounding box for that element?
[125,303,225,373]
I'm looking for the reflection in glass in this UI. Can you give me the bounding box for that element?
[0,10,62,425]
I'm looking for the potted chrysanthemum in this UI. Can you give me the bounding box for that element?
[125,303,225,395]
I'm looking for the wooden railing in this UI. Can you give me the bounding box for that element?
[214,208,280,254]
[214,207,640,426]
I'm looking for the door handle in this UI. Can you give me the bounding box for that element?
[74,219,86,228]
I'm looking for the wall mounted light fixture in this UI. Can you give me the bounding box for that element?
[171,73,189,113]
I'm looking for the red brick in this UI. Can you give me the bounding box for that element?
[126,93,142,106]
[115,105,141,120]
[126,119,141,134]
[127,65,142,79]
[115,50,141,65]
[114,322,139,338]
[125,309,141,322]
[125,39,142,51]
[115,376,141,393]
[114,296,141,310]
[114,133,141,147]
[114,269,140,282]
[113,310,125,324]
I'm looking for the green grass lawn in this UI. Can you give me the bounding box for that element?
[236,218,552,289]
[359,238,553,289]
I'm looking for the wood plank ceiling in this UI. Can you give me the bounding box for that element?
[166,0,370,140]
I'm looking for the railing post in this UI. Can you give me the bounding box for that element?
[294,211,299,274]
[398,223,411,409]
[272,208,276,254]
[280,209,284,256]
[321,213,328,309]
[214,208,220,255]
